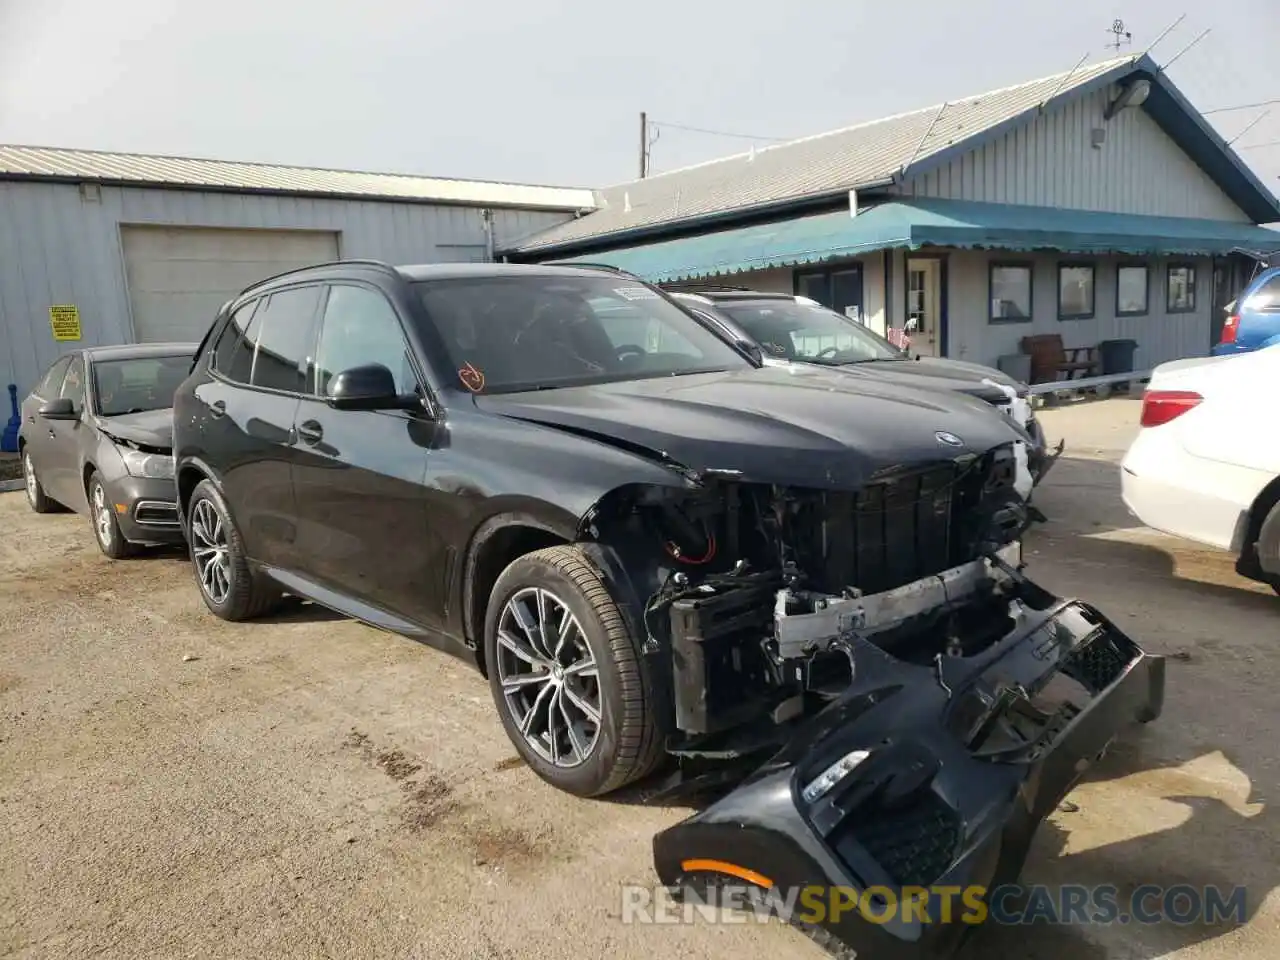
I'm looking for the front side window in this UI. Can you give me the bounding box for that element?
[92,354,194,416]
[713,299,899,364]
[413,276,749,393]
[314,284,418,396]
[1058,264,1095,320]
[1167,264,1197,313]
[214,300,262,384]
[990,263,1032,322]
[36,356,72,397]
[59,356,86,409]
[1116,264,1150,316]
[251,285,325,393]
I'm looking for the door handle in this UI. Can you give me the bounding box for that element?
[209,400,226,418]
[297,420,323,445]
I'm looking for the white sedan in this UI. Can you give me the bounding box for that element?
[1121,344,1280,594]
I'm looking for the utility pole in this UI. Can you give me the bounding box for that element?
[639,112,648,178]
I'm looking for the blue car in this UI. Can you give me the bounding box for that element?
[1213,265,1280,356]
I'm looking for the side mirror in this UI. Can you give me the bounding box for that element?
[735,339,765,366]
[326,363,409,411]
[39,397,78,420]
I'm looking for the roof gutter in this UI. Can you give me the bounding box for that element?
[503,177,899,259]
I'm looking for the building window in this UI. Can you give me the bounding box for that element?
[1167,263,1197,313]
[989,262,1032,322]
[1058,263,1096,320]
[1116,264,1150,316]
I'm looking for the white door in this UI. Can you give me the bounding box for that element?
[905,258,942,358]
[121,226,340,343]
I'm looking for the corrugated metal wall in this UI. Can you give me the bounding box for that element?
[0,180,571,395]
[940,249,1213,372]
[898,86,1250,223]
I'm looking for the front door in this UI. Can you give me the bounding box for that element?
[290,282,442,629]
[906,258,942,358]
[43,355,90,510]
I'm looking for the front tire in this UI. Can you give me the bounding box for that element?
[88,472,135,559]
[22,448,54,514]
[483,545,662,797]
[187,478,280,621]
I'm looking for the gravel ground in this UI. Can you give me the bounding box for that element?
[1,397,1277,959]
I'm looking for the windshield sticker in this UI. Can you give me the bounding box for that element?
[458,362,486,393]
[614,286,659,301]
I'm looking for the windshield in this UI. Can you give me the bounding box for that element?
[92,354,193,416]
[414,276,750,393]
[715,299,901,365]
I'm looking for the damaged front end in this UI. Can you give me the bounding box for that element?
[578,441,1164,956]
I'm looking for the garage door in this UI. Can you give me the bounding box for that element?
[121,226,340,343]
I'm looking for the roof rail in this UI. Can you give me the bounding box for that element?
[548,260,646,280]
[241,257,398,294]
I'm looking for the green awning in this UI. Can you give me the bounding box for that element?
[552,197,1280,282]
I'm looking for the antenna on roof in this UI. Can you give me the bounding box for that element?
[1039,52,1091,111]
[1155,26,1210,74]
[1143,13,1185,58]
[900,101,948,177]
[1106,19,1133,52]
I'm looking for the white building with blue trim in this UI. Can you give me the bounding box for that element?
[507,54,1280,376]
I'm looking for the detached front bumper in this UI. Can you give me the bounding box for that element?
[653,597,1164,958]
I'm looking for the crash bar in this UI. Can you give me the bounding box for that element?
[1026,370,1151,396]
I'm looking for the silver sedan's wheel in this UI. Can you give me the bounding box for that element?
[190,498,231,605]
[22,450,53,513]
[495,587,601,768]
[92,483,112,547]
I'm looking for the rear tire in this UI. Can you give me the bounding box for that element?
[21,448,54,514]
[483,545,662,797]
[187,478,281,621]
[88,472,135,559]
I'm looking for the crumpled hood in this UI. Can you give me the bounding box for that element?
[825,356,1027,402]
[475,364,1024,490]
[96,408,173,449]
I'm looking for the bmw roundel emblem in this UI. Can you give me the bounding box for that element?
[935,431,964,448]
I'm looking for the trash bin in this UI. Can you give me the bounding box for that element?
[1098,339,1139,376]
[996,353,1032,384]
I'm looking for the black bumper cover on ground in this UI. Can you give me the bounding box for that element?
[653,598,1165,958]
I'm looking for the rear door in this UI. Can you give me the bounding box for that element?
[289,281,441,626]
[197,285,324,567]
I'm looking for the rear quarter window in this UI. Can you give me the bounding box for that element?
[1244,275,1280,312]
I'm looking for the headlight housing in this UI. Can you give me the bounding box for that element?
[120,447,175,480]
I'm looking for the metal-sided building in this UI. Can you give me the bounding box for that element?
[508,54,1280,375]
[0,147,589,396]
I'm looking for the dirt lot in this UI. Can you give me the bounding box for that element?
[1,397,1278,960]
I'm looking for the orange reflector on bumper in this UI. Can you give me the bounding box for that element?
[115,504,129,514]
[680,858,774,889]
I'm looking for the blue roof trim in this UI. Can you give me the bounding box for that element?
[553,199,1280,283]
[903,53,1280,225]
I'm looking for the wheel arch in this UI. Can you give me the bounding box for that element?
[176,457,221,526]
[462,508,581,676]
[1237,474,1280,581]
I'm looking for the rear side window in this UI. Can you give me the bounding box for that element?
[1245,275,1280,312]
[213,300,262,384]
[36,356,72,398]
[251,285,324,393]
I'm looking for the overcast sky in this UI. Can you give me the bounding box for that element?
[1,0,1277,190]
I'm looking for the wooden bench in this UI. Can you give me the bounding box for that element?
[1020,334,1099,384]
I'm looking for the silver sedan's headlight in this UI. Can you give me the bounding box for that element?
[120,448,175,480]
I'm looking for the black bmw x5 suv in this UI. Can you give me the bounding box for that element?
[173,261,1162,957]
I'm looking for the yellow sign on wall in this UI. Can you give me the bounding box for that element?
[49,305,81,342]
